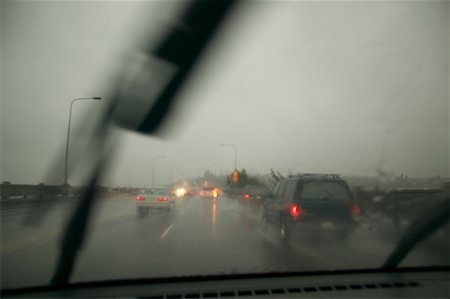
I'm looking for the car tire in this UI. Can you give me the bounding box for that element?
[262,213,268,230]
[279,217,290,241]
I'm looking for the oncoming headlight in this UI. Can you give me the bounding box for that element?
[175,188,186,197]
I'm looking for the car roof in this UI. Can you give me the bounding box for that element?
[279,174,344,182]
[146,186,167,188]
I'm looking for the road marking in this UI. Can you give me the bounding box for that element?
[160,224,174,239]
[256,229,278,246]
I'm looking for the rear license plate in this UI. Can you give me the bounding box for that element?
[321,222,335,229]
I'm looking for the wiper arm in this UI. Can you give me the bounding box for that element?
[51,106,114,286]
[382,196,450,269]
[123,0,239,135]
[51,159,107,286]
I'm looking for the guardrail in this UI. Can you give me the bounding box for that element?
[0,182,79,200]
[0,182,139,200]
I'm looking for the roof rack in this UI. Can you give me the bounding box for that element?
[298,173,342,179]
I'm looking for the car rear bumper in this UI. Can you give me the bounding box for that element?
[136,202,172,208]
[288,217,358,231]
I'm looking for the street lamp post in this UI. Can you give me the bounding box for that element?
[64,97,101,185]
[220,144,237,170]
[152,156,166,186]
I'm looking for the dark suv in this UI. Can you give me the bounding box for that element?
[262,174,360,240]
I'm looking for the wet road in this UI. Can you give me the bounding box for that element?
[1,194,448,289]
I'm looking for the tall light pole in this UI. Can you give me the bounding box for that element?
[64,97,101,185]
[220,144,237,170]
[152,156,166,186]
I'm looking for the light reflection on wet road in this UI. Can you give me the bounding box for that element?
[1,195,448,289]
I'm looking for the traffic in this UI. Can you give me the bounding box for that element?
[2,172,449,291]
[2,0,449,297]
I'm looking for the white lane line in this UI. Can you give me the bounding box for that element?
[160,224,174,239]
[256,229,278,246]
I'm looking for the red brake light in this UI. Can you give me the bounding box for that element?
[351,203,361,216]
[158,197,169,202]
[135,196,144,201]
[200,191,204,196]
[290,204,302,218]
[243,194,252,199]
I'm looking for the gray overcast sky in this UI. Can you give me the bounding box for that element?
[1,1,449,186]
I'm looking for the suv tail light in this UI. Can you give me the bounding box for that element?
[351,203,361,216]
[290,204,303,218]
[135,196,144,201]
[158,197,169,202]
[243,194,252,199]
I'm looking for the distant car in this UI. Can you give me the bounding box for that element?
[200,186,221,199]
[240,185,270,200]
[173,187,186,198]
[135,187,173,215]
[185,189,195,196]
[262,174,360,240]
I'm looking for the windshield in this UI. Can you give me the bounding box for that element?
[1,0,449,290]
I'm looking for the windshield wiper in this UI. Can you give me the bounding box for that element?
[382,196,450,269]
[50,0,239,287]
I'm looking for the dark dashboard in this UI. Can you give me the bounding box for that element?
[3,268,449,298]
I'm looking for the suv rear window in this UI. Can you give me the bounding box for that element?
[300,181,351,201]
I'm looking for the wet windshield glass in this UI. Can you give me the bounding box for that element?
[1,0,449,290]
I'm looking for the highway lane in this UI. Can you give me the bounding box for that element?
[1,194,448,289]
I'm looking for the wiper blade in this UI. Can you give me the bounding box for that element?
[117,0,239,135]
[382,197,450,269]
